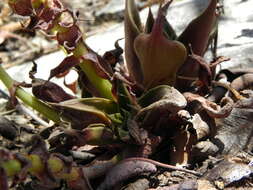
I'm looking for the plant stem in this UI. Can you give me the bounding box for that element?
[0,65,61,123]
[74,42,114,100]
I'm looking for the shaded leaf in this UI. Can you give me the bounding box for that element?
[134,4,187,88]
[32,78,74,103]
[63,125,128,146]
[50,98,118,129]
[124,0,143,84]
[138,85,186,116]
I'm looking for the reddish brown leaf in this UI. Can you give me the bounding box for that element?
[32,78,74,103]
[82,50,114,80]
[49,55,80,80]
[176,0,217,91]
[57,25,83,52]
[102,39,123,66]
[64,77,78,94]
[8,0,33,16]
[124,0,143,84]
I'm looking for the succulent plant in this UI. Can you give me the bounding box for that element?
[0,0,233,189]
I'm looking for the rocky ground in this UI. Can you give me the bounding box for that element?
[0,0,253,189]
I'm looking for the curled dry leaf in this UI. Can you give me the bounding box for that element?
[82,154,119,179]
[97,158,157,190]
[184,92,233,118]
[49,55,80,79]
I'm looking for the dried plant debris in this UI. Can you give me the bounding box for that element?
[204,159,253,188]
[0,116,18,140]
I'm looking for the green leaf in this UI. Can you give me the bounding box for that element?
[50,98,118,129]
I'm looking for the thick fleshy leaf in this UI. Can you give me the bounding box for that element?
[97,158,157,190]
[137,85,186,132]
[176,0,217,91]
[138,85,186,108]
[50,98,118,129]
[134,5,187,89]
[124,0,143,84]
